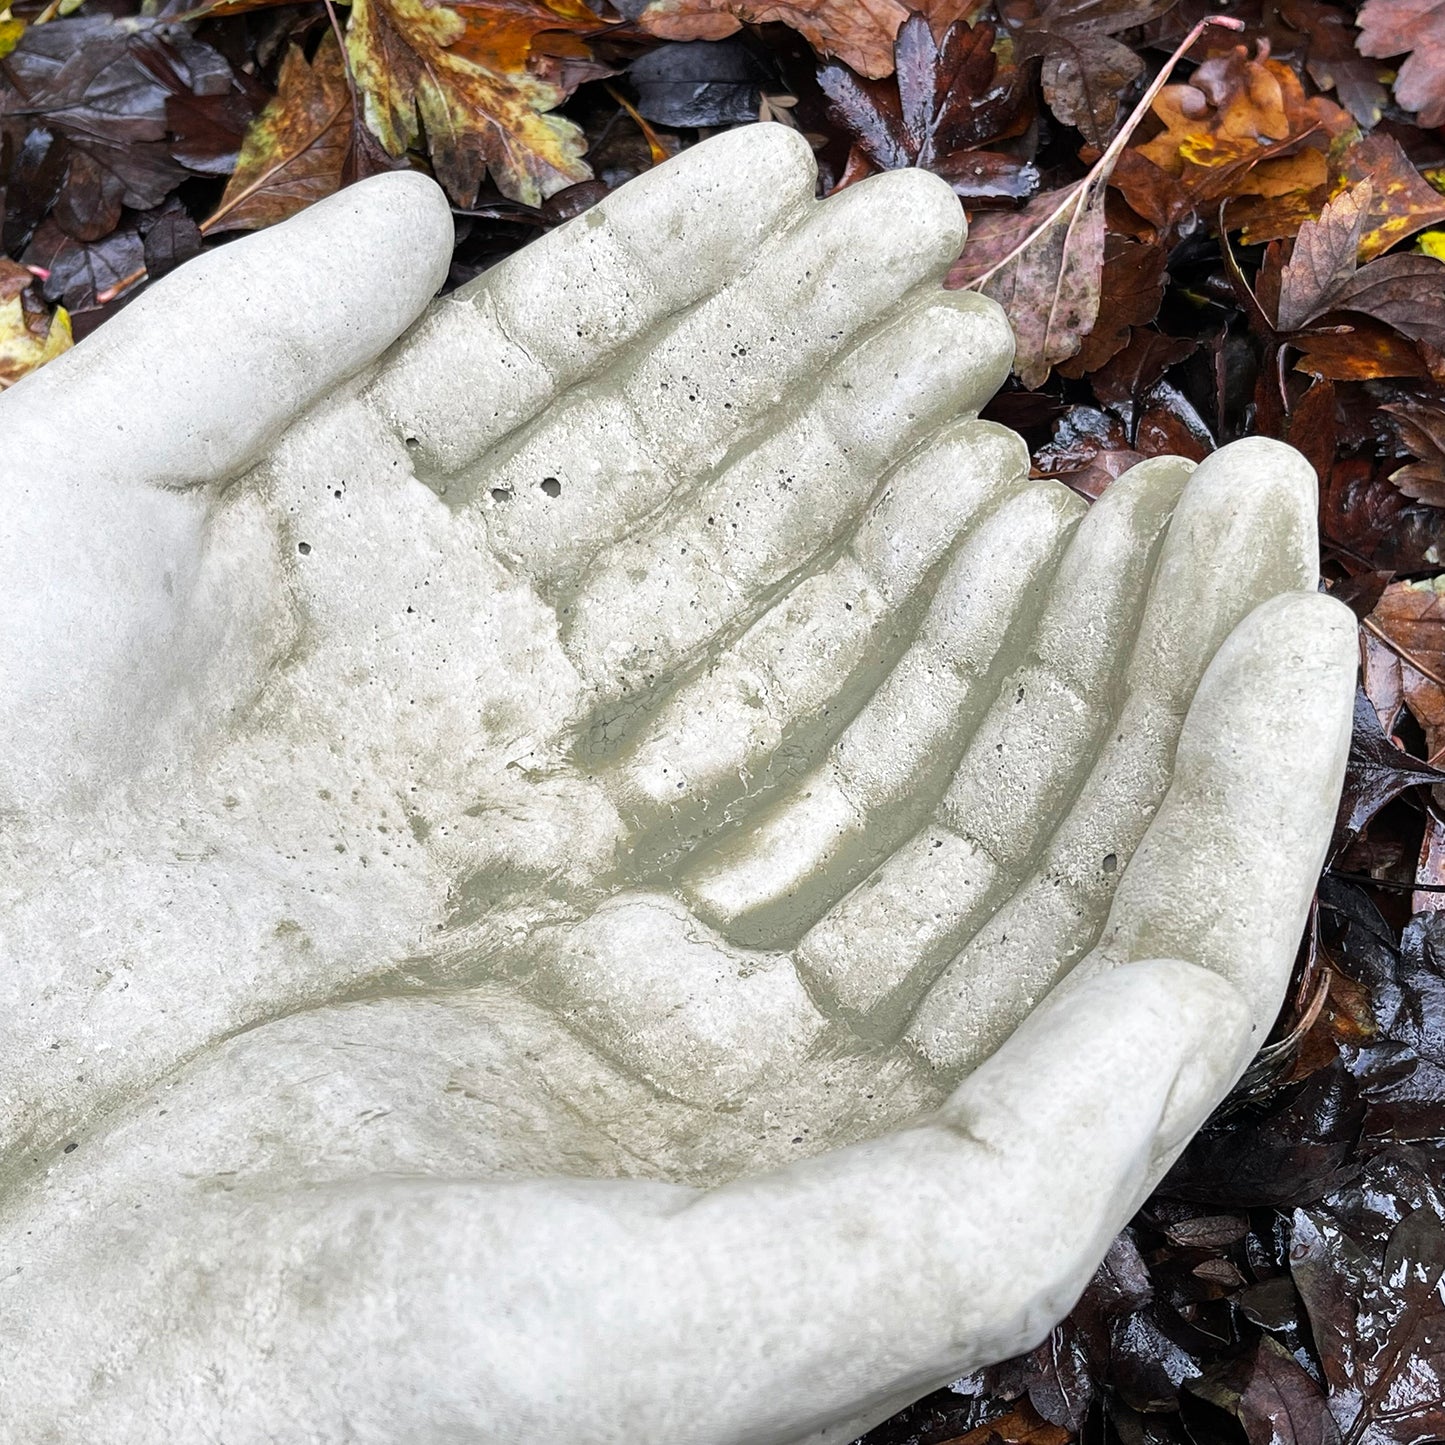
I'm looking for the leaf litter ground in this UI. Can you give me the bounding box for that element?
[3,1,1445,1441]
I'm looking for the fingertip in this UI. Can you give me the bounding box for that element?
[1188,436,1320,518]
[845,166,966,274]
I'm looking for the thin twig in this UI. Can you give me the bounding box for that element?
[966,13,1244,291]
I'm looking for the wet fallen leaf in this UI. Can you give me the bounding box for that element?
[938,1400,1073,1445]
[1291,1204,1445,1445]
[1334,689,1445,853]
[634,0,909,80]
[1369,579,1445,762]
[818,15,1037,203]
[1381,401,1445,507]
[1277,180,1371,332]
[1339,134,1445,262]
[999,0,1176,147]
[1275,0,1389,127]
[1135,43,1353,209]
[208,36,373,233]
[952,181,1107,387]
[628,39,764,128]
[1188,1334,1343,1445]
[21,216,145,311]
[0,254,69,387]
[0,16,235,243]
[1357,0,1445,128]
[345,0,598,205]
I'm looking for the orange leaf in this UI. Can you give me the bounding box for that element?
[1135,44,1352,204]
[346,0,599,206]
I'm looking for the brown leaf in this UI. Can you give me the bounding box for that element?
[346,0,599,206]
[1325,253,1445,351]
[1291,1205,1445,1445]
[1275,0,1390,128]
[1000,0,1176,147]
[1357,0,1445,128]
[1292,320,1430,381]
[951,181,1107,387]
[1056,232,1167,376]
[208,37,357,234]
[938,1400,1073,1445]
[1188,1334,1343,1445]
[1381,400,1445,506]
[1339,133,1445,261]
[1135,44,1353,206]
[1277,180,1370,332]
[1370,578,1445,762]
[635,0,909,80]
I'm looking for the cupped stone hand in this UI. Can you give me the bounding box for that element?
[0,125,1354,1443]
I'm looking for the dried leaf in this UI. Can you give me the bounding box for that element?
[0,255,69,387]
[952,181,1107,387]
[1357,0,1445,128]
[1381,401,1445,507]
[209,37,359,234]
[1277,180,1371,333]
[346,0,597,206]
[634,0,909,80]
[1370,578,1445,762]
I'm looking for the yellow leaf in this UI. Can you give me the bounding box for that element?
[0,11,24,57]
[346,0,595,207]
[1419,229,1445,261]
[0,264,72,390]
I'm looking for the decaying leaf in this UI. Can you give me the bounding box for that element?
[951,181,1107,387]
[345,0,598,205]
[634,0,909,80]
[1369,579,1445,764]
[1188,1334,1343,1445]
[1357,0,1445,128]
[1340,134,1445,261]
[999,0,1176,148]
[1381,401,1445,507]
[1291,1205,1445,1445]
[0,255,70,387]
[209,36,373,233]
[1134,43,1353,211]
[819,14,1037,203]
[1277,179,1371,331]
[1275,0,1389,127]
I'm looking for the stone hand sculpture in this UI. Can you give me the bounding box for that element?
[0,124,1354,1443]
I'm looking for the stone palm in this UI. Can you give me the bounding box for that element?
[0,125,1353,1444]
